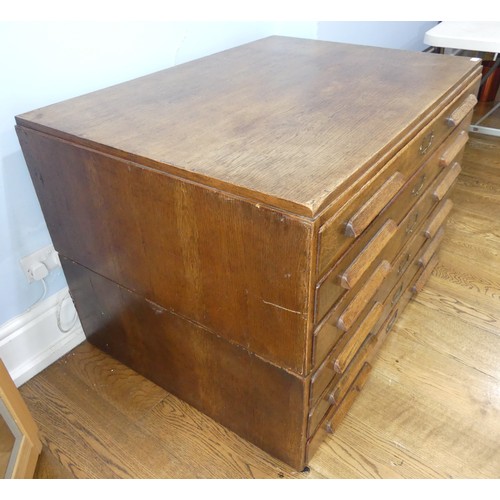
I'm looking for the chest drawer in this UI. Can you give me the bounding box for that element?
[311,158,462,370]
[316,88,477,278]
[314,125,469,325]
[307,194,452,435]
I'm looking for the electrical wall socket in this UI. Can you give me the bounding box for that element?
[20,244,61,283]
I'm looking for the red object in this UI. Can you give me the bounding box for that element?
[478,60,500,102]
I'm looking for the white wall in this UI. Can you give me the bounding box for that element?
[318,21,438,51]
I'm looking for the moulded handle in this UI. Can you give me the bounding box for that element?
[340,219,397,290]
[334,302,384,374]
[329,338,376,405]
[337,260,391,332]
[385,308,399,333]
[439,131,469,168]
[424,199,453,239]
[345,172,405,238]
[419,227,445,268]
[445,94,478,128]
[433,162,462,201]
[412,253,439,294]
[326,362,372,434]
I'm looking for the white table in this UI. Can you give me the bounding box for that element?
[424,22,500,137]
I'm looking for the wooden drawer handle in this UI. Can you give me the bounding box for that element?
[345,172,405,238]
[424,199,453,239]
[419,227,445,268]
[337,260,391,332]
[340,219,397,290]
[326,362,372,434]
[445,94,478,128]
[334,302,384,374]
[439,131,469,168]
[329,337,375,405]
[385,308,399,333]
[433,162,462,201]
[412,253,439,294]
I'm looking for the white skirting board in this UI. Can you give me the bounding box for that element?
[0,287,85,387]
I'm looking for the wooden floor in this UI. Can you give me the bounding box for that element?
[19,128,500,479]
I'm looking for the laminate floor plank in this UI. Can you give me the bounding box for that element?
[308,134,500,479]
[458,165,500,191]
[25,345,311,479]
[400,289,500,376]
[376,305,500,416]
[60,344,320,477]
[411,280,500,338]
[459,135,500,191]
[419,261,500,336]
[337,372,499,479]
[444,213,500,266]
[433,260,500,314]
[451,190,500,223]
[33,446,75,479]
[433,252,500,303]
[21,375,144,479]
[137,393,323,479]
[310,402,447,479]
[54,341,168,423]
[309,300,500,478]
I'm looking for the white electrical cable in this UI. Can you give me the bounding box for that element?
[1,278,49,335]
[26,277,47,312]
[56,292,78,333]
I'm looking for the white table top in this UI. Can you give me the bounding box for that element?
[424,22,500,53]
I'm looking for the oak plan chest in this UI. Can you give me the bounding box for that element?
[16,36,481,470]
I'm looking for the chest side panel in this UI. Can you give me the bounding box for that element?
[16,127,313,374]
[61,257,308,470]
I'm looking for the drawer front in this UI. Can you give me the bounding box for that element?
[373,211,447,305]
[306,361,373,462]
[310,258,410,409]
[308,336,375,435]
[412,252,440,295]
[325,361,373,434]
[314,125,469,324]
[311,163,460,370]
[309,259,408,417]
[316,88,477,278]
[307,209,449,435]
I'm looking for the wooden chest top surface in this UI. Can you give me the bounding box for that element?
[16,36,479,216]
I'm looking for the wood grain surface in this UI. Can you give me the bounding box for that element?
[16,127,311,374]
[59,256,308,470]
[19,132,500,479]
[15,36,480,215]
